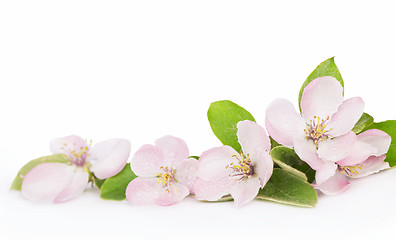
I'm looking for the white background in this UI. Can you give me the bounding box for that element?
[1,1,396,239]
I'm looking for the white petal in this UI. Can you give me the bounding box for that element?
[50,135,87,155]
[293,135,324,170]
[317,132,357,162]
[237,120,271,159]
[197,146,235,181]
[230,177,261,208]
[155,135,189,166]
[265,98,306,147]
[301,76,344,122]
[21,163,75,203]
[327,97,365,137]
[315,161,337,185]
[89,139,131,179]
[55,169,89,203]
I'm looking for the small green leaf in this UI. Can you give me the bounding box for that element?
[189,156,200,160]
[100,163,137,201]
[10,154,68,191]
[256,169,318,207]
[270,137,280,149]
[366,120,396,167]
[352,113,374,134]
[207,100,255,152]
[298,57,344,111]
[270,146,316,183]
[93,177,106,189]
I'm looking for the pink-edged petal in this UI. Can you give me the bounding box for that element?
[265,98,306,147]
[130,144,164,177]
[336,140,376,166]
[230,177,261,208]
[21,163,74,202]
[155,135,189,166]
[50,135,87,155]
[89,139,131,179]
[192,177,235,201]
[126,177,160,205]
[327,97,365,137]
[197,146,235,181]
[349,155,389,178]
[301,76,344,122]
[155,183,190,206]
[317,132,357,162]
[237,120,271,160]
[252,151,273,188]
[356,129,391,156]
[315,161,337,185]
[314,171,350,195]
[174,158,198,191]
[55,169,89,203]
[293,136,324,170]
[337,129,391,167]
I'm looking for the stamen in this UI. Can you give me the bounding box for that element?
[226,152,254,182]
[304,115,333,147]
[156,166,177,192]
[339,164,364,178]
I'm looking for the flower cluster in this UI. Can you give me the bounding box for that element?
[11,58,395,208]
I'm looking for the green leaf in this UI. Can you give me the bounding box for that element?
[10,154,68,191]
[352,113,374,134]
[207,100,256,152]
[256,169,318,207]
[100,163,137,201]
[201,195,234,203]
[189,156,200,160]
[298,57,344,111]
[93,177,106,189]
[366,120,396,167]
[270,137,280,149]
[270,146,316,183]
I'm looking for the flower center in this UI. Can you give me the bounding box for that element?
[304,116,333,146]
[339,164,364,178]
[226,152,254,182]
[156,166,177,192]
[62,140,92,168]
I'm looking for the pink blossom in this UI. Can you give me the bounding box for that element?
[193,120,273,207]
[266,76,391,194]
[21,135,131,203]
[126,135,197,206]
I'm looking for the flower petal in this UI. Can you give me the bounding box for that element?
[197,146,235,181]
[21,163,74,202]
[265,98,306,147]
[317,132,357,162]
[49,135,87,155]
[174,158,198,191]
[130,144,164,177]
[355,129,391,156]
[89,139,131,179]
[252,151,273,188]
[350,155,389,178]
[327,97,365,137]
[126,177,160,205]
[237,120,271,160]
[54,169,89,203]
[314,171,350,195]
[230,177,261,208]
[301,76,344,122]
[293,136,324,170]
[192,177,235,201]
[336,129,391,167]
[155,183,190,206]
[155,135,189,166]
[315,161,337,185]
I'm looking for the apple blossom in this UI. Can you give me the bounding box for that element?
[266,76,391,194]
[193,120,273,207]
[126,135,197,206]
[21,135,131,202]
